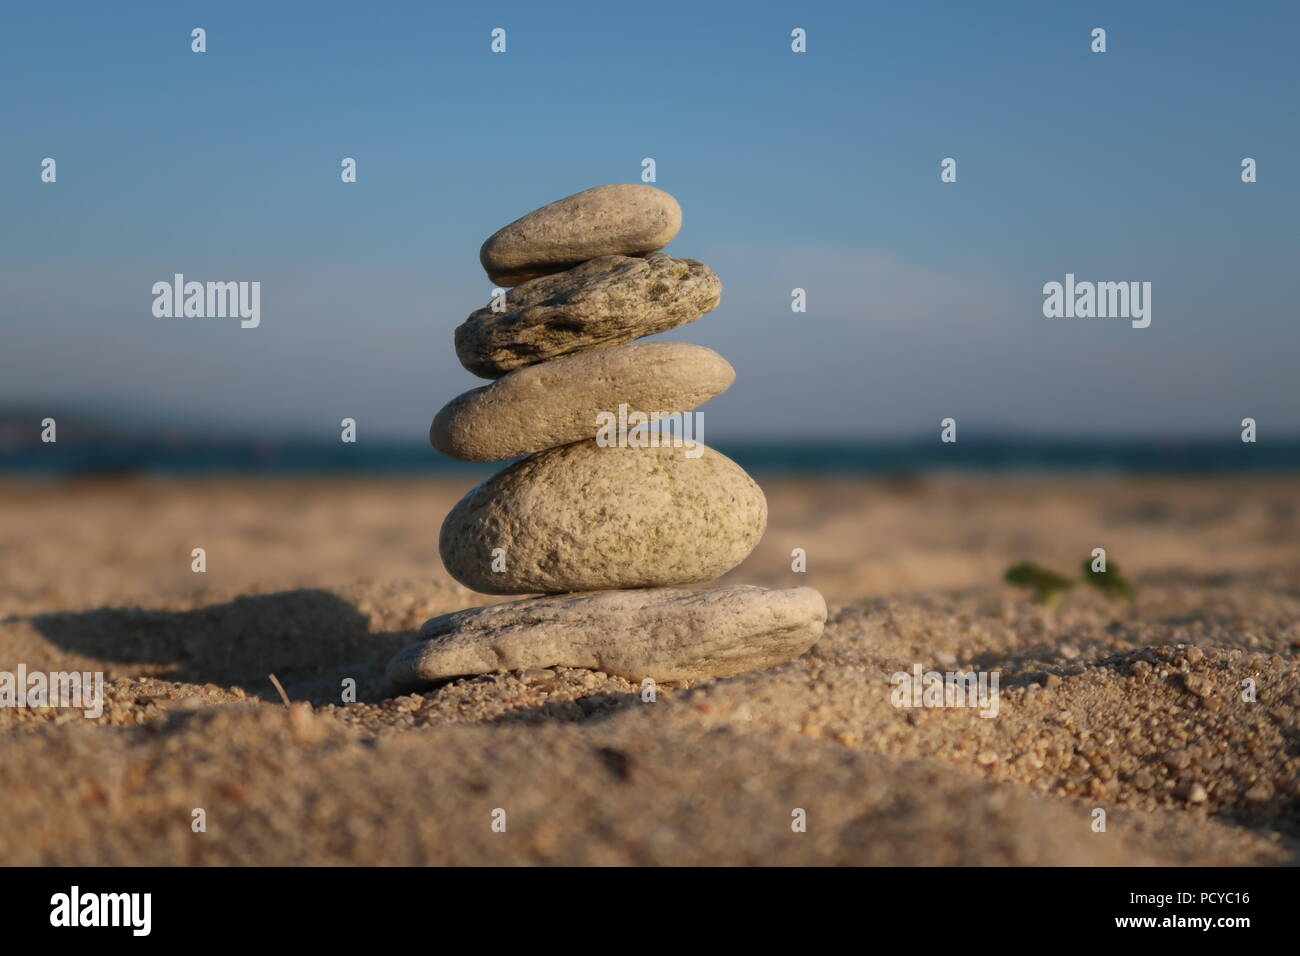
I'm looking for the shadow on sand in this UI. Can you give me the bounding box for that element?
[26,589,415,705]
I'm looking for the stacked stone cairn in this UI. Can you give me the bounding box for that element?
[386,184,827,691]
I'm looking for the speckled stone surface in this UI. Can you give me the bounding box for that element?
[386,585,828,688]
[439,439,767,594]
[455,253,721,378]
[431,342,734,462]
[480,183,681,286]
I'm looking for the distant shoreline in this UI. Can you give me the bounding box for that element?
[4,437,1299,478]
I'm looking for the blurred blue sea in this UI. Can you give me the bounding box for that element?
[4,426,1298,480]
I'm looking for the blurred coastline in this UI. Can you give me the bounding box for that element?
[3,408,1298,479]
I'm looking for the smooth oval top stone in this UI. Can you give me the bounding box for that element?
[455,253,722,379]
[480,184,682,286]
[431,342,735,462]
[386,585,828,689]
[440,439,766,594]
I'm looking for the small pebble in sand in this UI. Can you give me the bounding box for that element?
[1163,749,1193,770]
[1245,783,1274,802]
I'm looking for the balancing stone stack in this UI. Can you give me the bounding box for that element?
[386,184,827,692]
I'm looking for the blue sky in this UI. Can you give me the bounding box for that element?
[2,0,1297,440]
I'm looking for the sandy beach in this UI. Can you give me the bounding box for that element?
[1,473,1297,865]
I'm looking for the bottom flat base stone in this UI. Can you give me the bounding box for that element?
[386,585,827,691]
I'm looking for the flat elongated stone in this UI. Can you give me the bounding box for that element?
[386,585,828,689]
[480,184,682,286]
[431,342,734,462]
[455,253,721,379]
[440,439,766,594]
